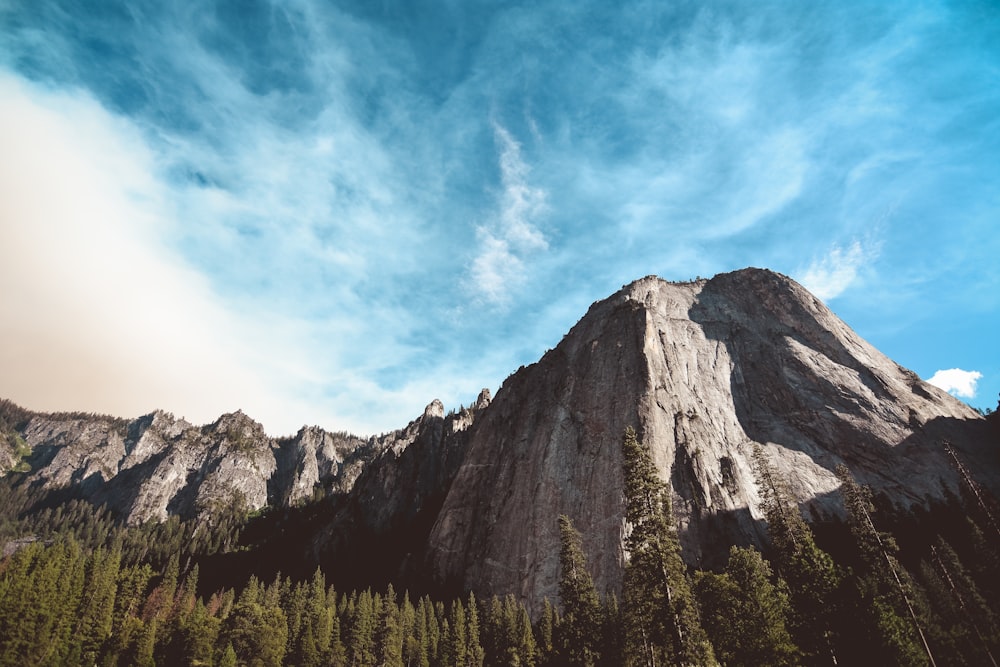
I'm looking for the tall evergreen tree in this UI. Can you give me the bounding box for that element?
[621,426,715,667]
[751,443,839,664]
[598,594,623,667]
[557,514,603,666]
[465,592,485,667]
[220,576,288,667]
[376,584,404,667]
[442,599,468,667]
[694,546,799,667]
[73,544,120,664]
[836,464,936,667]
[925,537,999,665]
[534,597,558,667]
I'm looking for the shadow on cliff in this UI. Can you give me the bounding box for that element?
[687,271,998,504]
[197,408,472,599]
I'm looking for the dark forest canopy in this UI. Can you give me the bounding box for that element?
[1,429,999,666]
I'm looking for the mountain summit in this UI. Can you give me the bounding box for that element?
[422,268,994,611]
[2,268,994,614]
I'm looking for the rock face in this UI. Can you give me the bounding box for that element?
[2,268,995,615]
[8,404,467,525]
[421,269,996,613]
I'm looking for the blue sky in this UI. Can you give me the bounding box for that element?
[1,0,997,435]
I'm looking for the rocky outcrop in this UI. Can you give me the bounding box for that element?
[10,406,428,524]
[422,269,996,614]
[308,394,492,581]
[4,388,494,532]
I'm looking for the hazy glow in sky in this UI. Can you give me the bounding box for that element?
[1,1,998,434]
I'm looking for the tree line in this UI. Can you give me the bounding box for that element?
[1,427,999,665]
[554,428,1000,667]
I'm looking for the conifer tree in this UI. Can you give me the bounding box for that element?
[598,594,623,667]
[218,642,238,667]
[925,537,999,664]
[558,514,603,666]
[443,599,468,667]
[376,583,405,667]
[535,597,557,666]
[751,443,839,664]
[221,576,289,667]
[483,596,505,667]
[422,596,442,665]
[694,546,799,667]
[73,544,120,664]
[411,595,432,667]
[465,592,486,667]
[836,464,936,667]
[621,427,715,666]
[348,589,377,667]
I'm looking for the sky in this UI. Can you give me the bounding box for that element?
[1,0,998,436]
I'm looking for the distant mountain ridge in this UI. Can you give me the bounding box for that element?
[2,268,996,613]
[0,394,490,525]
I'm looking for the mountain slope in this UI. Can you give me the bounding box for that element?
[422,269,995,612]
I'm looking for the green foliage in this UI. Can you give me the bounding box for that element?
[2,417,1000,666]
[695,546,799,667]
[557,514,603,666]
[836,465,935,666]
[621,426,715,666]
[752,443,840,664]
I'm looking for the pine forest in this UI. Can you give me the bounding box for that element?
[1,426,999,666]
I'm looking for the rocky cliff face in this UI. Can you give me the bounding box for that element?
[2,268,995,615]
[6,401,477,526]
[422,269,996,613]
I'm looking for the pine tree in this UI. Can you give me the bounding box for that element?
[179,598,220,666]
[598,594,623,667]
[621,426,715,666]
[410,595,432,667]
[73,545,121,664]
[694,546,799,667]
[221,577,289,667]
[534,597,557,666]
[465,592,485,667]
[443,599,468,667]
[376,584,404,667]
[348,589,377,667]
[751,443,839,664]
[558,514,603,666]
[836,464,936,667]
[422,596,441,666]
[925,537,999,665]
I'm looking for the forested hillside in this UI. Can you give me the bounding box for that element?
[1,428,998,666]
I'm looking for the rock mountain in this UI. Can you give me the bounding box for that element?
[2,268,996,613]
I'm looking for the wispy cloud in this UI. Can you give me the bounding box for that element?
[927,369,983,399]
[1,0,997,433]
[798,241,875,302]
[468,124,548,306]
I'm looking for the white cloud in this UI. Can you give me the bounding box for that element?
[468,124,547,305]
[798,241,872,301]
[0,72,364,435]
[927,369,983,399]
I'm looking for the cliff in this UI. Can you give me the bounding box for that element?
[421,269,995,612]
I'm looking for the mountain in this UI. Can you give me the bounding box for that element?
[1,268,996,613]
[421,268,996,612]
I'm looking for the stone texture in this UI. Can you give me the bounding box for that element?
[11,408,398,524]
[421,269,995,614]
